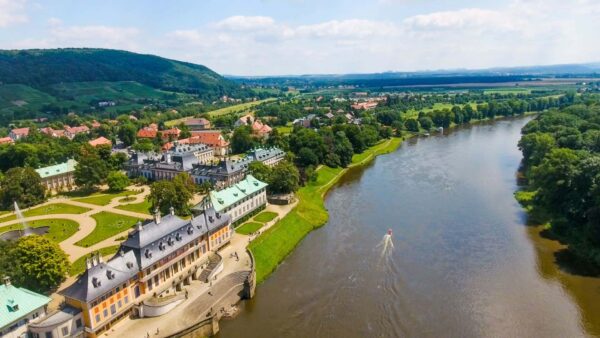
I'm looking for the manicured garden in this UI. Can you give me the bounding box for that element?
[235,222,264,235]
[0,218,80,243]
[69,245,120,276]
[73,190,139,206]
[115,199,152,214]
[75,212,142,247]
[249,137,404,283]
[0,203,91,224]
[253,211,278,223]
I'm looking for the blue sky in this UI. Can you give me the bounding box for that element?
[1,0,599,75]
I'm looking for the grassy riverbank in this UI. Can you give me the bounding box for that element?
[249,137,404,283]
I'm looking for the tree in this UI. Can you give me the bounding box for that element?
[334,131,354,167]
[248,161,272,183]
[132,139,155,152]
[118,124,137,147]
[231,126,256,154]
[106,171,130,192]
[296,147,319,167]
[518,132,556,167]
[148,173,194,215]
[404,119,419,132]
[75,146,109,191]
[269,161,300,194]
[9,235,69,293]
[0,167,46,209]
[418,116,433,130]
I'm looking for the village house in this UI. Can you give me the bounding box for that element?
[0,277,52,338]
[195,175,268,224]
[234,114,254,128]
[251,120,272,138]
[9,127,29,141]
[351,101,378,110]
[35,159,77,192]
[0,137,14,145]
[59,205,232,337]
[65,125,90,140]
[88,137,112,148]
[136,126,157,139]
[189,131,230,156]
[183,118,211,131]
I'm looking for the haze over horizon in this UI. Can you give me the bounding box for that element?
[1,0,600,76]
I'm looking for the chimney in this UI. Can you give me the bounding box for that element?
[85,257,92,270]
[169,206,175,216]
[91,254,98,266]
[3,276,11,286]
[97,253,104,264]
[154,208,161,224]
[136,221,143,232]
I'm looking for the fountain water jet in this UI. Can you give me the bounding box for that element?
[14,201,30,237]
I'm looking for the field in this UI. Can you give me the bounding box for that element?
[70,245,120,276]
[165,98,277,126]
[483,88,532,95]
[404,102,478,119]
[249,137,403,283]
[75,212,141,247]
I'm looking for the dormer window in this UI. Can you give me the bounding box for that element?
[208,216,214,223]
[6,299,19,312]
[107,270,115,280]
[176,233,182,241]
[159,242,165,250]
[167,237,174,246]
[126,262,134,269]
[187,227,194,235]
[145,249,152,258]
[92,277,101,287]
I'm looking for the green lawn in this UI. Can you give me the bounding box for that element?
[236,222,264,235]
[0,203,91,224]
[250,137,404,283]
[75,212,142,247]
[73,190,139,206]
[276,124,293,135]
[0,218,80,243]
[253,211,278,223]
[69,245,120,276]
[484,88,532,95]
[115,199,152,214]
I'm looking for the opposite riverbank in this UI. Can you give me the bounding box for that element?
[249,136,404,283]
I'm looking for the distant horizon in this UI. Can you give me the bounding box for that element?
[1,0,600,75]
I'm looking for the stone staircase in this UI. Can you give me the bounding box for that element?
[198,253,222,282]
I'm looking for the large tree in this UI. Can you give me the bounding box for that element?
[0,167,46,209]
[75,145,109,191]
[106,171,130,192]
[269,161,300,194]
[8,235,69,293]
[231,126,256,154]
[148,173,194,215]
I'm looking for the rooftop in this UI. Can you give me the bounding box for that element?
[209,174,268,212]
[35,159,77,179]
[0,282,51,329]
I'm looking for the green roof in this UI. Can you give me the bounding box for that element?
[0,283,51,329]
[210,174,268,212]
[35,159,77,179]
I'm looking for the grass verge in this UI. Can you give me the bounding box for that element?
[236,222,264,235]
[250,137,403,283]
[75,212,142,247]
[69,245,120,276]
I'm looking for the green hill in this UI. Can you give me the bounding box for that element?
[0,48,249,122]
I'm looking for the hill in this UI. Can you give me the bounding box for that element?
[0,48,250,122]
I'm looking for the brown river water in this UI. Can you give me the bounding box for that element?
[217,117,600,338]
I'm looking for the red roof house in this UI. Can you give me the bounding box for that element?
[88,137,112,147]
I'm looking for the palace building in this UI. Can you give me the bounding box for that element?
[194,175,268,224]
[35,159,77,192]
[59,205,231,337]
[0,277,51,338]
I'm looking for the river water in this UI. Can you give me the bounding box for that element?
[219,117,600,338]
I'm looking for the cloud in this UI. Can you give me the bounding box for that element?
[0,0,28,27]
[403,8,522,32]
[215,15,276,31]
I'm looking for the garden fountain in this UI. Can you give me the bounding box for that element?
[0,202,48,241]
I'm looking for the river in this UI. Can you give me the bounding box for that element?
[218,117,600,338]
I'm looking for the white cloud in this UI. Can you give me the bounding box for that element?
[403,8,522,32]
[0,0,28,27]
[215,15,276,31]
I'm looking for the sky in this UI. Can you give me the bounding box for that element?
[1,0,599,76]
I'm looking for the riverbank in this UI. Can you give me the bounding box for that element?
[249,137,404,283]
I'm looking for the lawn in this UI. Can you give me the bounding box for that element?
[250,137,404,283]
[236,222,264,235]
[69,245,120,276]
[484,88,532,95]
[276,124,293,135]
[253,211,278,223]
[0,203,91,224]
[75,212,142,247]
[115,199,152,214]
[0,218,80,243]
[73,190,139,206]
